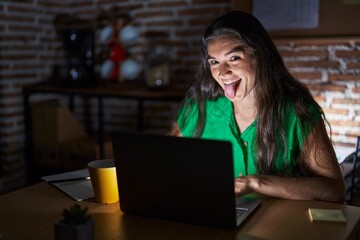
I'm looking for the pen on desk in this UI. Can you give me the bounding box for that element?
[48,176,91,184]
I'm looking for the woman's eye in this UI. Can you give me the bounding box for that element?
[208,60,218,65]
[230,55,240,61]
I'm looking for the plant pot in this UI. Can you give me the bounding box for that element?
[54,218,94,240]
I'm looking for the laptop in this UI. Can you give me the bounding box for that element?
[112,131,261,229]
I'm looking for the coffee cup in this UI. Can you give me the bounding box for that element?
[88,159,119,204]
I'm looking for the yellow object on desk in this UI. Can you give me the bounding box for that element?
[88,159,119,204]
[308,208,347,223]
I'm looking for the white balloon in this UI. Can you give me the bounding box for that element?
[100,59,114,79]
[99,25,114,45]
[120,25,139,45]
[121,59,142,80]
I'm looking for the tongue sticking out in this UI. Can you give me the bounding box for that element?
[224,80,241,99]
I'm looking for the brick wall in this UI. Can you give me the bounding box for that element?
[276,38,360,145]
[0,0,359,192]
[0,0,70,191]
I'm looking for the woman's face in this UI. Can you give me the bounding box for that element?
[207,37,257,103]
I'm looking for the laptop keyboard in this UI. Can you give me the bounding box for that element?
[236,207,248,218]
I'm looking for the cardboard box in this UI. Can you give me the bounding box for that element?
[33,136,113,171]
[31,100,87,148]
[60,136,114,170]
[33,147,62,169]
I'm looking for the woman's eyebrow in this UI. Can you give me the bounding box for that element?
[207,45,245,59]
[225,46,245,56]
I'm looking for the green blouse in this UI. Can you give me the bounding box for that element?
[178,96,321,177]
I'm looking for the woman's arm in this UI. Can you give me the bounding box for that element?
[235,120,346,203]
[167,122,183,137]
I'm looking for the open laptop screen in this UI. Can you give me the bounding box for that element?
[112,131,256,228]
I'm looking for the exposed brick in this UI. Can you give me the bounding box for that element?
[0,53,37,61]
[335,50,360,58]
[13,63,44,70]
[37,1,67,8]
[0,34,36,42]
[6,0,33,3]
[0,15,35,22]
[148,1,187,8]
[347,62,360,69]
[8,25,43,32]
[346,132,360,139]
[290,72,322,80]
[193,0,227,3]
[8,44,44,51]
[188,18,213,26]
[99,3,142,12]
[69,1,95,8]
[177,7,222,16]
[71,9,98,16]
[274,38,353,47]
[307,84,347,92]
[322,107,349,115]
[135,10,173,18]
[286,60,340,69]
[175,29,203,38]
[330,120,360,127]
[333,98,360,104]
[146,19,183,27]
[8,5,40,14]
[353,87,360,93]
[0,72,37,79]
[329,74,360,81]
[279,49,328,58]
[98,0,129,3]
[313,95,326,103]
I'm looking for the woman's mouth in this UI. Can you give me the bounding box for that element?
[224,79,241,98]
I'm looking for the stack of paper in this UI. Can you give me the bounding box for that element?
[42,169,94,201]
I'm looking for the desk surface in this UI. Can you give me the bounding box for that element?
[0,182,359,240]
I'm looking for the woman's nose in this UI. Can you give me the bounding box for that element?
[219,63,231,76]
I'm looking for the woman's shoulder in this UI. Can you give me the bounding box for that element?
[285,99,321,117]
[283,99,322,134]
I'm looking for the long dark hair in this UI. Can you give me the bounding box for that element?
[180,11,327,175]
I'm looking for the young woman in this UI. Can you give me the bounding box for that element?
[170,11,345,203]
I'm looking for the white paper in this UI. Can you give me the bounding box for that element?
[42,169,94,201]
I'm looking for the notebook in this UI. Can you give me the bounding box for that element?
[41,169,94,201]
[112,131,261,229]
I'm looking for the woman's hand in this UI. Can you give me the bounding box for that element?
[234,174,254,196]
[167,122,182,137]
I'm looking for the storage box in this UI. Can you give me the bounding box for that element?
[59,136,114,170]
[31,100,87,148]
[33,136,113,171]
[33,147,62,169]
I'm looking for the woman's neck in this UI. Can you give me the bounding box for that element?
[232,93,257,134]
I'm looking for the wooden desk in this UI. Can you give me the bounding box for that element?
[0,182,359,240]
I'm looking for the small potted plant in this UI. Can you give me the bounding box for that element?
[54,204,94,240]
